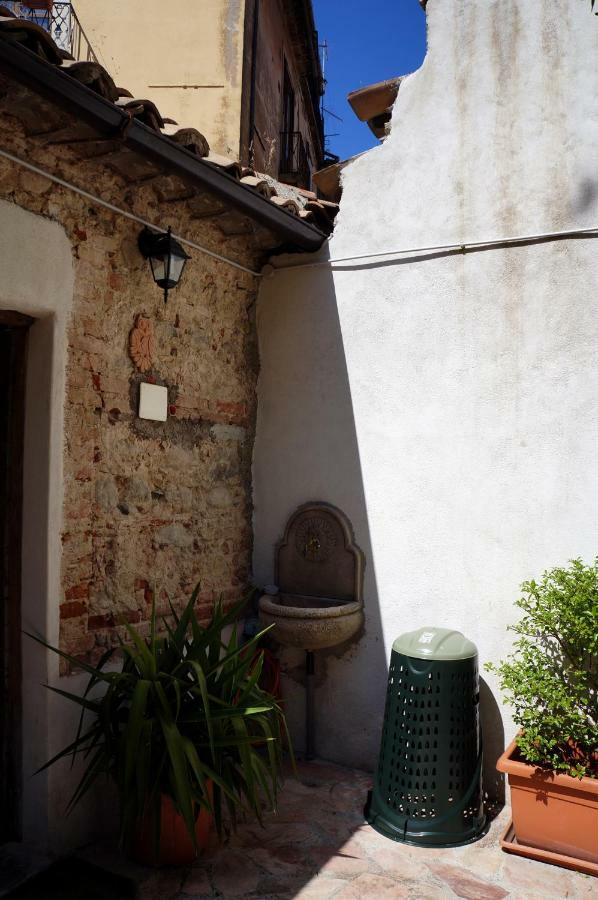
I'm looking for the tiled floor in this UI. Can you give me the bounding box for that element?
[82,760,597,900]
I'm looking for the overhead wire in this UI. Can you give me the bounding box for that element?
[4,147,595,280]
[0,146,263,278]
[273,225,598,272]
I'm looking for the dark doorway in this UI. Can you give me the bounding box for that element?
[0,311,32,845]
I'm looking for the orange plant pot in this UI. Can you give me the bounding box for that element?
[132,793,212,867]
[497,738,598,869]
[22,1,53,10]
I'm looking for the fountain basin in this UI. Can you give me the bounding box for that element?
[259,592,364,651]
[258,503,365,758]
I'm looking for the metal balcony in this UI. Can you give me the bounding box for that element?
[2,1,97,61]
[279,131,310,189]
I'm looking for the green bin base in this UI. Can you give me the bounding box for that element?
[364,789,488,848]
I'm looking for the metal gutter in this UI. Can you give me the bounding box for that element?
[0,146,264,277]
[0,38,326,252]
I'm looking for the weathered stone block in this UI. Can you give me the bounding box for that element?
[122,475,151,508]
[207,486,233,508]
[210,423,247,443]
[155,523,194,548]
[95,477,119,511]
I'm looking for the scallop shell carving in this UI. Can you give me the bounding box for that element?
[129,315,155,372]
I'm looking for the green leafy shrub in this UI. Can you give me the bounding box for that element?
[30,587,291,850]
[486,558,598,779]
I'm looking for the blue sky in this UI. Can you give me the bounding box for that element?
[312,0,427,162]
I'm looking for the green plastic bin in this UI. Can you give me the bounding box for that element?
[365,627,487,847]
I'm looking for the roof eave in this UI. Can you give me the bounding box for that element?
[347,77,401,124]
[0,38,326,253]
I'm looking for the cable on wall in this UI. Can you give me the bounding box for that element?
[0,146,263,278]
[273,224,598,273]
[4,146,595,281]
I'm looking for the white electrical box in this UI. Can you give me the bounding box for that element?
[138,382,168,421]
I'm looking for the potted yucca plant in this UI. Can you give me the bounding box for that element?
[30,586,291,866]
[487,558,598,875]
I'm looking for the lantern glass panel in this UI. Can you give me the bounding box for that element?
[166,251,188,287]
[149,254,166,286]
[149,247,188,290]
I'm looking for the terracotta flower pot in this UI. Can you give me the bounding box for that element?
[132,793,212,867]
[497,738,598,870]
[22,1,53,10]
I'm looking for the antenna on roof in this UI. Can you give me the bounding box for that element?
[319,40,328,84]
[318,39,328,120]
[318,39,338,164]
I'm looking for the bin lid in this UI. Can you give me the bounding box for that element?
[393,627,477,661]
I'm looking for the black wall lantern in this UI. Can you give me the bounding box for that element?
[138,226,190,303]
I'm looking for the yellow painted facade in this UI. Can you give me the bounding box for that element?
[75,0,246,157]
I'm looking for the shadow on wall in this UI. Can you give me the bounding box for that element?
[479,677,505,807]
[252,247,505,798]
[252,250,389,773]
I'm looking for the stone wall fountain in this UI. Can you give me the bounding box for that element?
[259,502,364,759]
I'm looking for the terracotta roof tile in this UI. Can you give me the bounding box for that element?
[312,152,366,203]
[347,76,402,139]
[61,59,119,102]
[115,96,164,131]
[257,174,304,206]
[295,186,317,200]
[204,152,242,180]
[303,199,340,230]
[240,175,275,199]
[270,195,300,215]
[161,124,210,158]
[0,14,61,64]
[0,11,339,238]
[314,198,339,212]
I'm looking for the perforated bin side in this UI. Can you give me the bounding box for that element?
[365,650,486,847]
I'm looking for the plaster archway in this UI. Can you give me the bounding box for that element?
[0,198,73,848]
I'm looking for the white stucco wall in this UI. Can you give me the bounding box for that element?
[253,0,598,790]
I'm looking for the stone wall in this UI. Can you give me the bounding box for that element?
[0,117,260,674]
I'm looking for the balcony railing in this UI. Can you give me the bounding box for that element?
[3,1,97,61]
[279,131,310,189]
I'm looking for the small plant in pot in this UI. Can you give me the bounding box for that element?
[30,586,291,866]
[486,558,598,874]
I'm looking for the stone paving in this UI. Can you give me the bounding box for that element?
[82,759,597,900]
